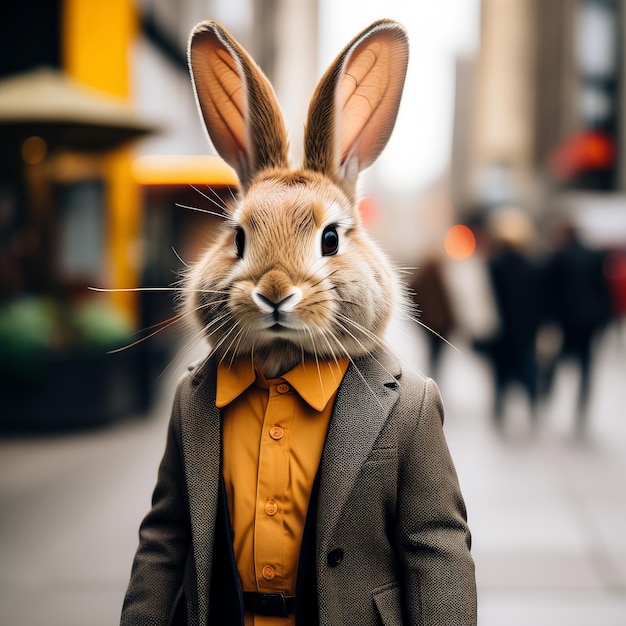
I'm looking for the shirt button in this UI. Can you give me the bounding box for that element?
[276,383,290,394]
[262,565,276,581]
[327,548,344,567]
[264,499,278,516]
[269,425,284,440]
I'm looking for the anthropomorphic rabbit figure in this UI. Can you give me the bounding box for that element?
[121,19,477,626]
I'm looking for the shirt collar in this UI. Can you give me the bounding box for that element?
[216,358,349,412]
[215,358,256,408]
[283,359,349,412]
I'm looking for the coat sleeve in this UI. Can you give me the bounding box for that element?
[397,376,477,626]
[120,384,191,625]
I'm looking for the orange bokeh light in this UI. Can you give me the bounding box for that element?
[444,224,476,260]
[358,196,378,227]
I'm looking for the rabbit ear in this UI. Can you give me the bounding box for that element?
[304,20,409,198]
[188,21,289,189]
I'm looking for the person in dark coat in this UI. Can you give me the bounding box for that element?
[543,221,612,434]
[484,208,542,429]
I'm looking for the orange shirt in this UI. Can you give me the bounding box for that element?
[217,358,349,626]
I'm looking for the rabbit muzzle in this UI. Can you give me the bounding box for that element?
[252,287,303,326]
[251,269,303,330]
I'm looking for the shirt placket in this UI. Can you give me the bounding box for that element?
[255,379,295,595]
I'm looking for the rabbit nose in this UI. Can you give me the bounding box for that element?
[252,287,302,317]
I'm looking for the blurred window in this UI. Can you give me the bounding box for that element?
[56,180,105,282]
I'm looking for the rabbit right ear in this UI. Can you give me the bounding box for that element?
[304,20,409,199]
[188,21,289,189]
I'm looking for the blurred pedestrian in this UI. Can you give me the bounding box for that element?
[409,254,456,380]
[543,220,612,435]
[603,248,626,342]
[484,207,542,430]
[444,213,501,365]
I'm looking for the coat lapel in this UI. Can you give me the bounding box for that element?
[317,349,401,544]
[179,358,222,626]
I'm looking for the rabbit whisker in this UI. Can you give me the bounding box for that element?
[249,338,256,369]
[323,328,383,409]
[204,184,231,209]
[89,286,229,295]
[334,314,403,375]
[217,322,246,370]
[106,315,185,354]
[305,267,339,290]
[106,301,221,355]
[331,318,402,392]
[171,246,190,268]
[305,285,339,302]
[303,325,325,396]
[399,310,461,354]
[316,328,344,386]
[135,312,187,335]
[106,292,230,357]
[305,296,335,308]
[335,312,381,341]
[193,298,231,312]
[227,325,252,370]
[334,298,361,307]
[201,311,234,335]
[224,183,238,204]
[333,314,381,356]
[190,184,229,213]
[207,322,240,361]
[156,322,210,381]
[299,337,307,368]
[175,202,227,220]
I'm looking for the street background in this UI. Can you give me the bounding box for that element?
[2,1,626,624]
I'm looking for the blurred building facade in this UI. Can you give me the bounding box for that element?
[1,0,161,427]
[452,0,626,248]
[0,0,321,429]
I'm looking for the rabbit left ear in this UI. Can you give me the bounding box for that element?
[188,21,289,189]
[304,20,409,199]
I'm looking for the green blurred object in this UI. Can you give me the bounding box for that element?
[0,296,134,378]
[0,297,57,376]
[72,300,134,351]
[0,296,153,431]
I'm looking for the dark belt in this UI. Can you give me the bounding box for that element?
[242,592,296,617]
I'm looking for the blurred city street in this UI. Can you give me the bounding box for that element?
[1,320,625,626]
[2,1,626,624]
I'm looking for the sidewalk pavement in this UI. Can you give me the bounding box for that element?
[1,322,625,625]
[392,319,626,626]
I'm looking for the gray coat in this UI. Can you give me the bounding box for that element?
[121,349,477,625]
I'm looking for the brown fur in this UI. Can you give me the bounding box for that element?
[186,20,409,378]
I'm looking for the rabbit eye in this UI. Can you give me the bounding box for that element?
[235,227,245,259]
[321,225,339,256]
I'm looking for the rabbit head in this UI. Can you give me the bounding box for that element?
[186,19,409,378]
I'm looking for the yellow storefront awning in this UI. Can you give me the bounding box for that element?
[132,154,239,187]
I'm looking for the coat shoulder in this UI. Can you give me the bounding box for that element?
[395,360,444,426]
[169,355,218,427]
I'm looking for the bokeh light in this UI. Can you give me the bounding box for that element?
[358,196,378,227]
[20,136,48,165]
[444,224,476,259]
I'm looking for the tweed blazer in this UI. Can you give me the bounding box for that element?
[121,349,477,625]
